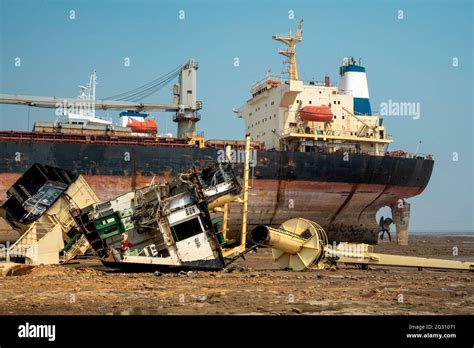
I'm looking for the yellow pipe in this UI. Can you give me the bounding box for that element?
[240,134,250,246]
[338,253,474,271]
[251,225,306,254]
[222,203,228,240]
[207,194,237,210]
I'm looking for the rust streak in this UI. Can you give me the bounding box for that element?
[357,185,390,222]
[268,154,284,225]
[329,183,359,224]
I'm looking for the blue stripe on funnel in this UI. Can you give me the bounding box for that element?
[354,98,372,115]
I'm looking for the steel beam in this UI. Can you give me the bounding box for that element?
[0,94,178,111]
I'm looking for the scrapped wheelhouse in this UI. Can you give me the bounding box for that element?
[72,162,242,271]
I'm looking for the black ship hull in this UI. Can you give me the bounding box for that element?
[0,138,434,243]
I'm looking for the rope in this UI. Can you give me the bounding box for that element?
[104,65,182,101]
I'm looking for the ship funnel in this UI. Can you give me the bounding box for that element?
[338,56,371,115]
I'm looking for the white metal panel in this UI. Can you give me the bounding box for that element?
[109,192,135,212]
[168,205,200,225]
[175,232,215,262]
[123,254,179,265]
[168,193,193,211]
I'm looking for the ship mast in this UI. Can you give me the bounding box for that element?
[89,71,96,101]
[272,19,303,81]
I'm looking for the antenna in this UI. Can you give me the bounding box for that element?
[414,141,422,155]
[90,71,97,101]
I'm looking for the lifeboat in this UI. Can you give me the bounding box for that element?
[127,118,158,134]
[299,105,333,123]
[267,79,282,86]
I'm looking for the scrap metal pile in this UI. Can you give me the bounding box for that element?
[0,163,99,266]
[72,162,242,271]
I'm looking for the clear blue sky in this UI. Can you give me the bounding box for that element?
[0,0,472,233]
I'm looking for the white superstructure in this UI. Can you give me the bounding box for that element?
[237,21,391,156]
[57,71,113,126]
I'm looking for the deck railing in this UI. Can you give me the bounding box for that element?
[278,127,433,159]
[279,126,393,141]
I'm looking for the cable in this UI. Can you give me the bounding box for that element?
[104,65,182,101]
[113,71,179,101]
[105,65,181,100]
[118,71,180,102]
[124,75,178,101]
[118,70,180,102]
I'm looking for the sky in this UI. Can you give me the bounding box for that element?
[0,0,473,233]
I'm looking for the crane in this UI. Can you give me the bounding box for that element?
[0,59,202,139]
[0,94,178,111]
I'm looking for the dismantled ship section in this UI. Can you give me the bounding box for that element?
[72,161,242,271]
[0,163,99,265]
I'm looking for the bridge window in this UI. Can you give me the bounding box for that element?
[172,218,203,241]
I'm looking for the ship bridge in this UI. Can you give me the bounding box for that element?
[237,20,392,156]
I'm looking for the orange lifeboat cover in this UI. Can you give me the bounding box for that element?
[267,79,282,86]
[127,118,158,134]
[299,105,333,123]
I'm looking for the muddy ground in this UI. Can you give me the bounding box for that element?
[0,234,473,315]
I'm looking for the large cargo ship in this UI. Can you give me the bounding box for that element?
[0,21,433,244]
